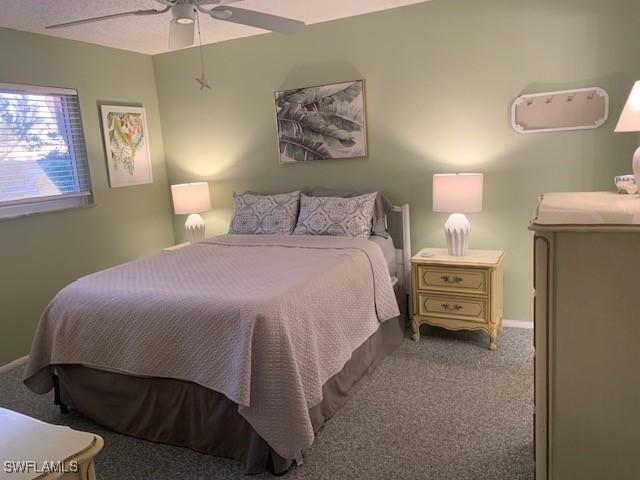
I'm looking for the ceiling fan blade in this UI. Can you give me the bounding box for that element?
[209,6,305,35]
[169,20,195,49]
[46,8,169,29]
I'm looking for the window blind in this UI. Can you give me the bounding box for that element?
[0,82,93,219]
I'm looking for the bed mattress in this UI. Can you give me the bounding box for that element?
[369,234,397,277]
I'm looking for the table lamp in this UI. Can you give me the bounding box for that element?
[615,81,640,182]
[433,173,483,256]
[171,182,211,242]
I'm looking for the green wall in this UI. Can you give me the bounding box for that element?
[0,28,175,365]
[153,0,639,323]
[2,0,639,365]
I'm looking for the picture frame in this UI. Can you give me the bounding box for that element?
[100,105,153,187]
[274,79,368,164]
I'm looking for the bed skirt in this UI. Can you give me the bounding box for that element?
[56,294,407,475]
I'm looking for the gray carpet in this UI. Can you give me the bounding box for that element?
[0,326,533,480]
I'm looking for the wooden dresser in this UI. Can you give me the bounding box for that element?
[410,248,504,350]
[531,192,640,480]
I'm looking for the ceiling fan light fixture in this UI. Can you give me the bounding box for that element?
[172,4,195,24]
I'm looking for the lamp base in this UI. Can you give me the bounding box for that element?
[633,146,640,183]
[444,213,470,256]
[185,213,206,243]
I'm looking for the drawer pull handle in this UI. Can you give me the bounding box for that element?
[441,303,463,311]
[441,275,463,284]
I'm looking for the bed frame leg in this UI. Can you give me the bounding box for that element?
[53,374,69,414]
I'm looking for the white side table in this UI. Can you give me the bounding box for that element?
[0,407,104,480]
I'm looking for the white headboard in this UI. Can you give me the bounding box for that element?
[387,204,411,292]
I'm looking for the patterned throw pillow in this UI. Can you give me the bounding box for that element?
[293,193,377,238]
[305,187,393,238]
[229,191,301,234]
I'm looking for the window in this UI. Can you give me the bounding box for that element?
[0,82,92,219]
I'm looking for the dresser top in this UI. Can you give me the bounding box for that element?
[531,191,640,231]
[412,248,504,266]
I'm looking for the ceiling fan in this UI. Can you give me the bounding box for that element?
[45,0,306,49]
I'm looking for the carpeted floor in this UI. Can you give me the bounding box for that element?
[0,326,533,480]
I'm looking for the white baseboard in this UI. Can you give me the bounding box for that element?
[503,319,534,329]
[0,355,28,373]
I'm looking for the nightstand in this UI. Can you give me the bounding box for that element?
[411,248,504,350]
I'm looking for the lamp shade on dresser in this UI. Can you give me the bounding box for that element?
[615,80,640,182]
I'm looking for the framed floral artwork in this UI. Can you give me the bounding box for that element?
[274,80,368,164]
[100,105,153,187]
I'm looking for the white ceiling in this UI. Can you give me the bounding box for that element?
[0,0,429,55]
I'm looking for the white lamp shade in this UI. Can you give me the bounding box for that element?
[171,182,211,214]
[615,81,640,132]
[433,173,483,213]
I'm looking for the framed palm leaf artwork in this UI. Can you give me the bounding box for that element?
[100,105,153,187]
[275,80,368,164]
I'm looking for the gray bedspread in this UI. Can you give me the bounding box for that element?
[23,234,399,459]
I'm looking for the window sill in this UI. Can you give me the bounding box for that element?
[0,194,94,222]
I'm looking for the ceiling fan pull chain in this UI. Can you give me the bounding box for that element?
[194,9,212,90]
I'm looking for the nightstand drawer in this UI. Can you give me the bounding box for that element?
[417,292,488,324]
[416,265,488,295]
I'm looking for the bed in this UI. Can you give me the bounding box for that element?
[23,204,411,474]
